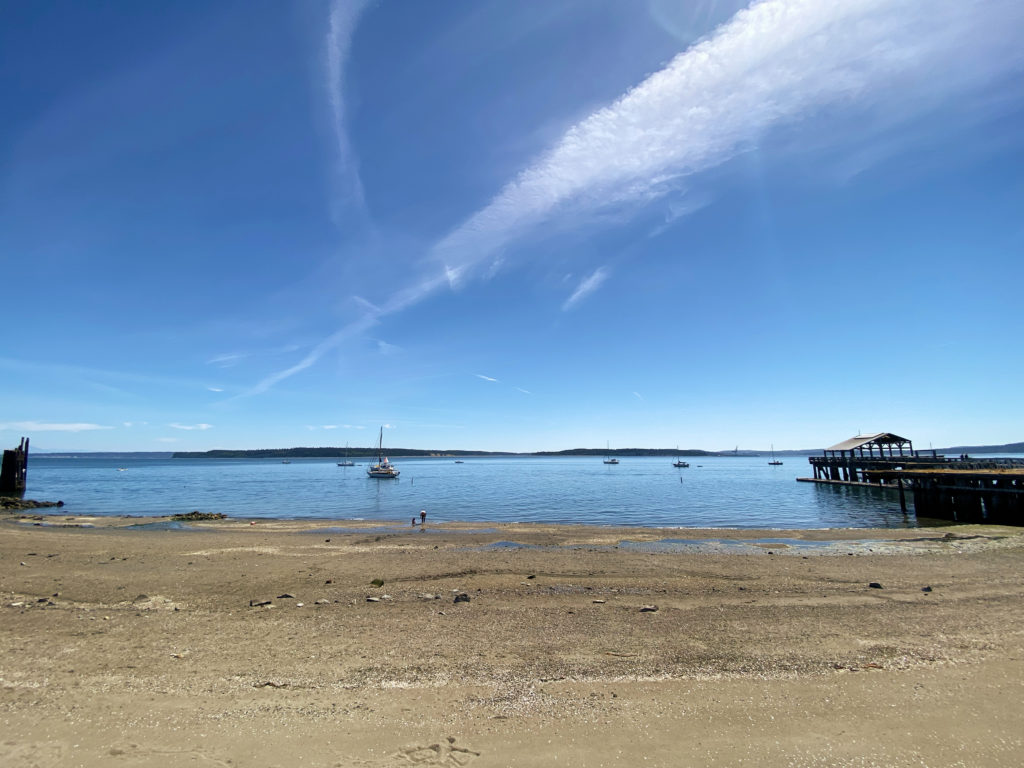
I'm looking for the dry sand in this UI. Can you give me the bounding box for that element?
[2,514,1023,767]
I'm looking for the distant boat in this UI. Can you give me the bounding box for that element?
[454,460,464,464]
[603,441,619,464]
[768,444,783,466]
[366,427,400,479]
[281,460,291,464]
[337,443,355,467]
[673,446,689,468]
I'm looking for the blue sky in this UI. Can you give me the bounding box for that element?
[2,0,1023,453]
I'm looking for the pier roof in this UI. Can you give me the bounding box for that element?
[826,433,911,452]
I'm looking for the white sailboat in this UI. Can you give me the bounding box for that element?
[603,441,619,464]
[673,445,689,468]
[768,444,783,466]
[366,428,400,478]
[337,443,355,467]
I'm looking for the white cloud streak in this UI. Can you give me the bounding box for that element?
[247,0,1023,396]
[563,266,610,310]
[169,423,213,431]
[475,374,499,382]
[326,0,371,215]
[0,421,113,432]
[432,0,1024,275]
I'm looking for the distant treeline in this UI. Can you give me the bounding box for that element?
[171,447,517,459]
[174,447,759,459]
[936,441,1024,454]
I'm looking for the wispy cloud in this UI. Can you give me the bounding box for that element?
[432,0,1024,275]
[207,387,224,393]
[633,392,644,401]
[516,387,532,395]
[207,353,247,368]
[562,266,610,310]
[0,421,112,432]
[243,0,1024,397]
[169,423,213,431]
[475,374,499,382]
[326,0,371,217]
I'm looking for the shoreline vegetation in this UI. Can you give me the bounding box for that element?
[158,440,1022,459]
[2,515,1022,766]
[24,441,1022,460]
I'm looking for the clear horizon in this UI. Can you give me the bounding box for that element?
[2,1,1023,453]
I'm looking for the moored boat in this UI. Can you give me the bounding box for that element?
[367,428,399,478]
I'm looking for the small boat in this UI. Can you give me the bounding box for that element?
[366,427,399,479]
[673,446,688,468]
[281,460,291,464]
[337,443,355,466]
[768,444,783,466]
[603,441,619,464]
[454,460,464,464]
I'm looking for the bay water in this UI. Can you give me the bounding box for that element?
[18,454,941,529]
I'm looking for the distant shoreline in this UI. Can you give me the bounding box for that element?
[26,442,1024,460]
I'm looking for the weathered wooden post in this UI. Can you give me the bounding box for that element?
[0,437,29,494]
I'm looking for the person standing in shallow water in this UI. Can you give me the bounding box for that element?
[420,509,427,524]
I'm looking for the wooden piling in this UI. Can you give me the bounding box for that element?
[0,437,29,495]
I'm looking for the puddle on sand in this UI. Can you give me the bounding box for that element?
[616,538,876,555]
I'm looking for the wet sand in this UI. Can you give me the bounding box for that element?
[2,515,1023,767]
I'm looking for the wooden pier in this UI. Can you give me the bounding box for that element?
[0,437,29,495]
[798,433,1024,525]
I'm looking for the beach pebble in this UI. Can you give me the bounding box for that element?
[639,605,659,612]
[922,586,933,592]
[249,599,272,607]
[314,599,330,605]
[868,582,883,589]
[366,597,381,603]
[592,599,606,604]
[453,593,471,604]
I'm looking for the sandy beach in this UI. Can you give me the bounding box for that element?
[2,514,1023,767]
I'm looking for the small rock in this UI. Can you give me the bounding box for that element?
[639,604,659,612]
[19,562,27,567]
[314,599,330,605]
[249,599,272,607]
[868,582,883,589]
[295,602,304,607]
[453,593,470,604]
[277,593,295,599]
[133,594,149,602]
[370,579,384,587]
[526,574,536,579]
[366,597,380,603]
[592,599,606,604]
[325,579,333,584]
[922,586,932,592]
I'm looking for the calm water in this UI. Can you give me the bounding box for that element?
[19,454,933,529]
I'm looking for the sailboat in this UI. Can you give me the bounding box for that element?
[603,441,619,464]
[768,444,783,466]
[366,428,400,478]
[673,445,689,468]
[337,443,355,467]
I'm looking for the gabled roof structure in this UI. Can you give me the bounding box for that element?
[825,433,913,457]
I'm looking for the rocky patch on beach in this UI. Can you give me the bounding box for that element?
[0,498,64,511]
